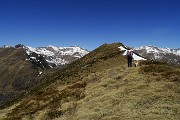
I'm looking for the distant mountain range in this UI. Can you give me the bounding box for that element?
[134,46,180,65]
[25,45,89,68]
[1,44,180,66]
[2,44,89,67]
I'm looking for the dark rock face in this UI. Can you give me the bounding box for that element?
[14,44,25,48]
[27,52,50,69]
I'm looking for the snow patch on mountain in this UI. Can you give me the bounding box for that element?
[133,53,147,61]
[177,50,180,55]
[118,46,147,61]
[26,46,54,56]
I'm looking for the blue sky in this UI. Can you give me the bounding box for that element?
[0,0,180,50]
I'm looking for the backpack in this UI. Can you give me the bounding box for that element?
[127,50,133,57]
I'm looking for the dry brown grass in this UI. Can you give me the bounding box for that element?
[1,64,180,120]
[73,66,180,120]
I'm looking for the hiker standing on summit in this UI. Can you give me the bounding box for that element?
[127,49,133,67]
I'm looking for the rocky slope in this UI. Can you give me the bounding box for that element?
[0,43,179,120]
[134,46,180,65]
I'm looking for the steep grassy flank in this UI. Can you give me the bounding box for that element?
[0,48,37,105]
[0,47,52,107]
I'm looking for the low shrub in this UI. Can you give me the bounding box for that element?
[140,64,173,73]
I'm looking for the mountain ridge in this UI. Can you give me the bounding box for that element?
[0,43,179,120]
[134,45,180,65]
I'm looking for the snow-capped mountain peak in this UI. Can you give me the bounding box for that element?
[25,45,89,68]
[134,45,180,56]
[134,45,180,65]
